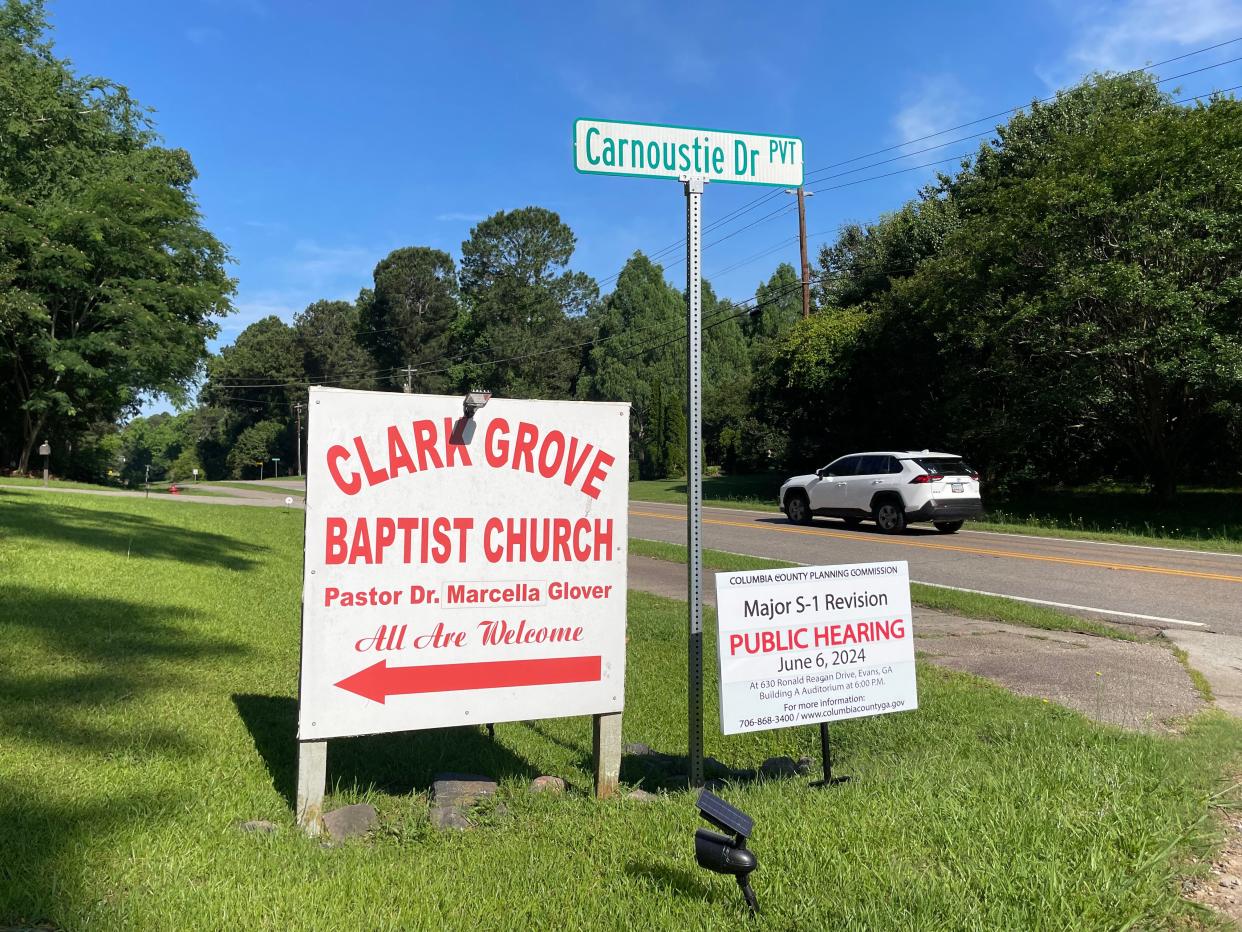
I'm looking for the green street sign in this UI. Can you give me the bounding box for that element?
[574,118,803,187]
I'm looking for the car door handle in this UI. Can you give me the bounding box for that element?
[871,479,884,485]
[836,482,847,488]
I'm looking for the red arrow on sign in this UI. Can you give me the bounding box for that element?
[334,655,603,704]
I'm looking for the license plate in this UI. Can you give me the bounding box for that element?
[951,482,963,492]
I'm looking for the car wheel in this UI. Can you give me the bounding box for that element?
[785,492,811,525]
[873,500,906,534]
[843,517,863,528]
[934,521,963,534]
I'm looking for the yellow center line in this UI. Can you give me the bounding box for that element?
[628,509,1242,585]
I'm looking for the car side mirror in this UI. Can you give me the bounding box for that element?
[815,468,826,479]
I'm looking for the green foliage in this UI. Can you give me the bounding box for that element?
[112,411,200,485]
[294,300,375,390]
[753,307,873,465]
[225,419,284,479]
[457,207,597,398]
[357,248,457,393]
[747,262,802,343]
[579,252,686,477]
[756,74,1242,495]
[0,1,233,473]
[915,75,1242,497]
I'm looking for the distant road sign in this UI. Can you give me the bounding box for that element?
[574,118,802,187]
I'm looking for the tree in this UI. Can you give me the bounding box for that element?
[578,252,685,477]
[910,75,1242,497]
[746,263,803,345]
[0,2,234,473]
[356,248,458,393]
[226,419,284,479]
[457,208,597,398]
[294,300,376,390]
[198,317,300,473]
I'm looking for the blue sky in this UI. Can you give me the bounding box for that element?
[46,0,1242,365]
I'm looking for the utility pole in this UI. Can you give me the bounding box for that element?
[786,187,813,319]
[401,364,417,394]
[797,186,811,319]
[293,402,304,477]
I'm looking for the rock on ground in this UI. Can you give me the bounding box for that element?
[528,775,567,794]
[430,773,498,830]
[322,803,377,841]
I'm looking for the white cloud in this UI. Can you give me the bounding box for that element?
[216,293,302,336]
[435,212,486,223]
[1042,0,1242,88]
[282,240,378,291]
[891,74,974,153]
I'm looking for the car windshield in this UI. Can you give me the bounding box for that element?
[912,457,975,477]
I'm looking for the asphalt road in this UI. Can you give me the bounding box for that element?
[628,501,1242,636]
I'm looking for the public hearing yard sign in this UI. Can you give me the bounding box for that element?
[574,118,803,187]
[298,388,630,745]
[714,562,917,735]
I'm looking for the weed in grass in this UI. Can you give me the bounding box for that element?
[0,491,1239,929]
[1169,645,1216,703]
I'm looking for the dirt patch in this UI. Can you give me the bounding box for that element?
[914,614,1205,733]
[1184,786,1242,924]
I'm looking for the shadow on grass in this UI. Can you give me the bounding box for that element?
[0,492,266,569]
[233,695,541,807]
[623,862,716,900]
[0,786,185,928]
[0,586,245,755]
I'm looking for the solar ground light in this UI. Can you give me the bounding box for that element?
[694,789,759,916]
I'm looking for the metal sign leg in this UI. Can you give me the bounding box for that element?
[684,176,705,789]
[812,722,850,787]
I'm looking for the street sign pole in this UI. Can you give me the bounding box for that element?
[684,175,705,789]
[574,118,802,793]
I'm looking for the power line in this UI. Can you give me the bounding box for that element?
[627,35,1242,274]
[805,36,1242,179]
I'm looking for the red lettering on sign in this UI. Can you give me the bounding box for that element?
[512,421,538,473]
[412,419,444,471]
[444,417,471,466]
[485,417,509,467]
[326,517,348,563]
[538,429,565,478]
[353,435,389,487]
[387,426,416,478]
[581,449,615,499]
[327,446,360,495]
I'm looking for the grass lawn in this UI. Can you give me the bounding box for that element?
[628,539,1134,641]
[630,477,1242,553]
[209,480,306,496]
[1,489,1238,929]
[0,476,122,492]
[631,473,782,511]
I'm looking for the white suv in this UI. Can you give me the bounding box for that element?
[779,451,983,534]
